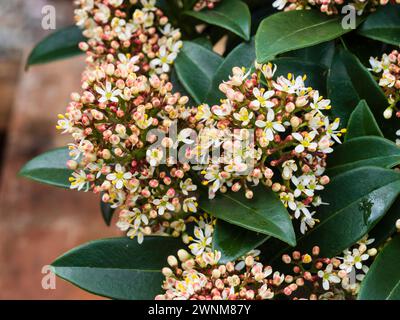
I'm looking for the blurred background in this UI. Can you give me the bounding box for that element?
[0,0,120,299]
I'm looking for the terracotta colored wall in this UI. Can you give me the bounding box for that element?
[0,0,120,299]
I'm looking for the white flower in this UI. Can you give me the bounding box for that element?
[188,225,213,256]
[293,201,311,220]
[259,63,277,80]
[141,0,157,11]
[176,128,195,147]
[252,88,275,109]
[183,197,198,213]
[117,53,140,73]
[292,131,318,153]
[153,196,175,215]
[180,178,197,195]
[146,148,164,167]
[380,72,396,87]
[318,264,340,291]
[212,101,232,117]
[300,210,317,234]
[233,107,254,126]
[280,192,297,211]
[324,117,342,144]
[273,74,305,94]
[106,164,132,189]
[95,81,121,103]
[282,160,298,180]
[291,175,314,198]
[255,109,285,141]
[195,104,213,123]
[204,165,225,196]
[150,46,177,74]
[69,170,89,191]
[310,91,331,114]
[56,114,74,134]
[272,0,287,10]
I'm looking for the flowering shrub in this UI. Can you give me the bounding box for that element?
[188,63,343,234]
[156,216,376,300]
[272,0,393,15]
[21,0,400,301]
[369,50,400,144]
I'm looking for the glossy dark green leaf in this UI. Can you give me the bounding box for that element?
[174,41,223,104]
[358,236,400,300]
[283,41,335,68]
[358,4,400,46]
[100,197,116,227]
[327,136,400,176]
[19,147,72,189]
[205,39,256,104]
[273,58,328,95]
[255,11,356,63]
[369,197,400,246]
[185,1,251,40]
[199,186,296,247]
[213,220,269,263]
[327,46,388,127]
[295,167,400,257]
[52,236,182,300]
[345,100,383,141]
[192,37,213,50]
[27,25,85,67]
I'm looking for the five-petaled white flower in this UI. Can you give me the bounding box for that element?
[106,164,132,189]
[153,196,175,215]
[310,91,331,114]
[95,81,121,103]
[292,131,318,153]
[233,107,254,126]
[189,224,213,256]
[150,46,177,74]
[252,88,275,109]
[180,178,197,196]
[255,109,285,141]
[146,148,164,167]
[69,170,89,191]
[318,264,340,291]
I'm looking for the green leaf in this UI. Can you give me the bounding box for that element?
[327,136,400,176]
[174,41,223,104]
[369,197,400,246]
[185,1,251,40]
[52,236,182,300]
[327,46,388,127]
[295,167,400,257]
[345,100,383,141]
[358,4,400,46]
[192,37,213,50]
[255,11,356,63]
[213,220,269,264]
[205,39,256,104]
[283,41,335,68]
[19,147,72,189]
[27,25,85,67]
[100,197,115,227]
[358,236,400,300]
[199,186,296,247]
